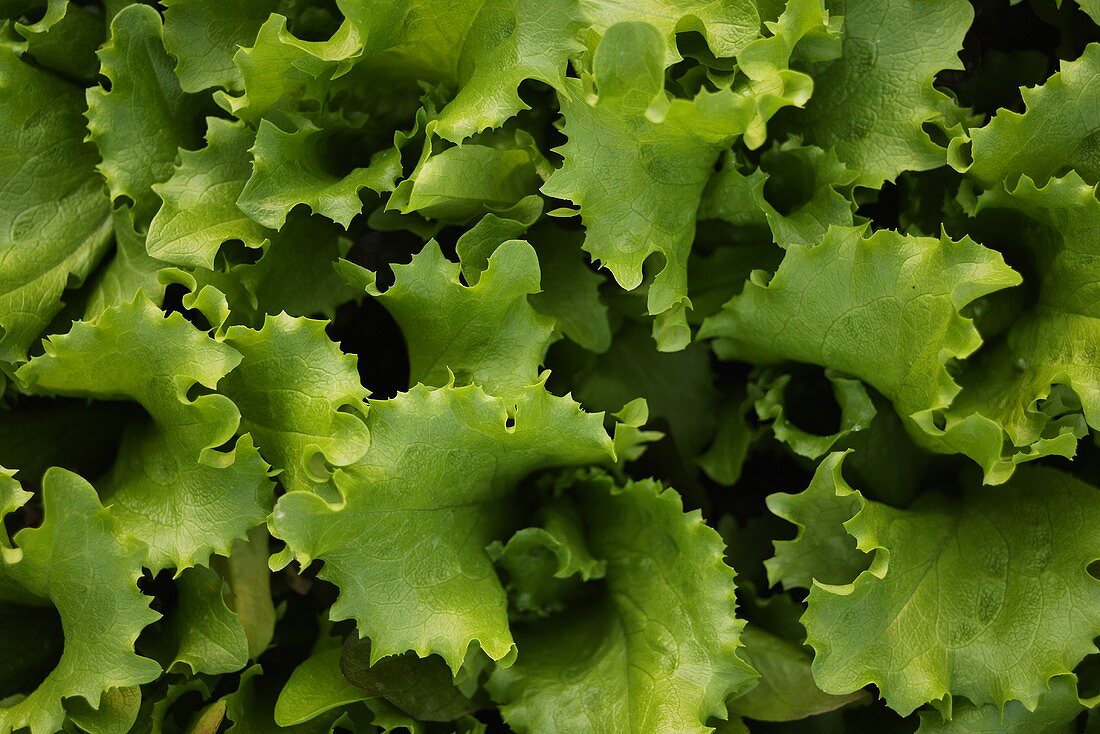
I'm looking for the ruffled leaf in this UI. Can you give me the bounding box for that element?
[270,381,616,671]
[800,458,1100,714]
[700,226,1021,450]
[85,4,205,223]
[340,240,555,396]
[578,0,759,62]
[161,0,278,93]
[17,294,274,572]
[955,44,1100,187]
[930,173,1100,483]
[798,0,972,187]
[0,469,161,734]
[764,451,869,591]
[221,314,370,494]
[542,21,756,351]
[487,474,757,734]
[148,118,272,269]
[238,119,402,229]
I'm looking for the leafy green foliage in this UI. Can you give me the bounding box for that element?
[2,0,1099,731]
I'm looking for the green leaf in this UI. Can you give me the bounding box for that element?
[161,0,278,92]
[211,528,277,660]
[65,686,142,734]
[0,468,29,557]
[221,313,370,494]
[0,469,161,734]
[238,119,402,229]
[216,13,361,129]
[803,460,1100,714]
[916,674,1084,734]
[702,140,856,248]
[568,320,720,459]
[578,0,759,62]
[99,423,274,576]
[928,174,1100,483]
[700,226,1021,451]
[764,451,869,591]
[526,224,612,353]
[337,0,583,142]
[8,0,105,82]
[1074,0,1100,23]
[542,21,755,351]
[270,381,617,671]
[697,394,757,486]
[487,475,757,734]
[452,212,611,352]
[340,240,555,396]
[0,44,112,365]
[389,132,546,224]
[225,666,346,734]
[148,118,272,269]
[85,4,206,224]
[455,201,544,282]
[274,648,371,727]
[163,566,250,675]
[429,0,584,142]
[83,207,167,320]
[232,214,360,322]
[955,44,1100,187]
[798,0,972,187]
[732,0,842,148]
[727,625,867,722]
[17,294,274,572]
[340,637,475,722]
[487,497,606,616]
[753,369,876,459]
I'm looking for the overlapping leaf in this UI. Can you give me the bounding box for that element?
[0,470,161,734]
[797,0,972,187]
[929,173,1100,482]
[700,226,1021,449]
[17,295,274,571]
[488,473,757,734]
[271,382,617,671]
[0,45,112,365]
[774,455,1100,715]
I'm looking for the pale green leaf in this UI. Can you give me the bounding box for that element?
[165,566,250,675]
[956,44,1100,187]
[542,21,755,351]
[0,469,161,734]
[85,4,205,223]
[161,0,279,92]
[270,382,616,671]
[803,460,1100,714]
[275,648,370,727]
[238,119,402,229]
[799,0,972,187]
[341,240,555,395]
[17,294,274,572]
[488,475,757,734]
[764,451,869,591]
[930,174,1100,483]
[148,118,272,269]
[221,313,370,494]
[700,226,1021,451]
